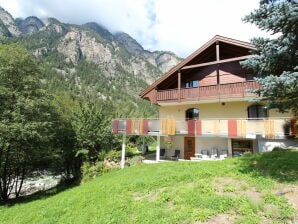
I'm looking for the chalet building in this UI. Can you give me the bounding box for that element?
[112,35,296,167]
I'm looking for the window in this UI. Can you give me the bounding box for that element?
[185,80,199,88]
[232,140,253,156]
[247,104,268,119]
[185,108,199,120]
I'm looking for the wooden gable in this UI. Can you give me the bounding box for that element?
[140,35,256,103]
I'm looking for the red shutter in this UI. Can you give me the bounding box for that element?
[143,119,149,134]
[195,120,202,136]
[188,120,195,136]
[126,119,132,134]
[228,119,237,137]
[290,118,297,136]
[112,120,119,134]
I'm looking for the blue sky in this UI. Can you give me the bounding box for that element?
[0,0,271,57]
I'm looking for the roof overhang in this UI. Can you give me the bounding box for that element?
[139,35,256,98]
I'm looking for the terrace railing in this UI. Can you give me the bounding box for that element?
[112,118,296,139]
[156,81,259,102]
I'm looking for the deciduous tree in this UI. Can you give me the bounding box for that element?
[0,44,58,201]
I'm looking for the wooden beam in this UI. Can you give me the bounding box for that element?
[216,41,220,62]
[178,70,181,102]
[181,55,253,70]
[216,41,220,84]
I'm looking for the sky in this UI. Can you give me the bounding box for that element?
[0,0,270,58]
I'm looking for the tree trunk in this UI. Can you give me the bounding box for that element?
[15,164,26,198]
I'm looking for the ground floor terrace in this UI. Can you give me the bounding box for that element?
[112,118,297,168]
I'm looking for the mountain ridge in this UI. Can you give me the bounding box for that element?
[0,7,182,75]
[0,6,182,118]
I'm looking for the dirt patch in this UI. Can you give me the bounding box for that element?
[212,177,262,203]
[133,191,158,202]
[213,177,247,192]
[167,201,176,210]
[242,188,262,203]
[278,186,298,211]
[133,186,174,202]
[187,182,195,187]
[203,214,236,224]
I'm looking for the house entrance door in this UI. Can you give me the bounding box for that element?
[184,137,195,160]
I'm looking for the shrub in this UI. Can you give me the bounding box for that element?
[105,150,121,162]
[104,147,140,163]
[126,155,144,166]
[81,161,104,183]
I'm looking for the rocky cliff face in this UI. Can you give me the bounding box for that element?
[0,6,182,90]
[16,16,44,34]
[114,32,182,73]
[0,6,20,36]
[114,32,144,54]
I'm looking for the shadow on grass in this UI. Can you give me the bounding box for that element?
[0,179,78,207]
[237,148,298,183]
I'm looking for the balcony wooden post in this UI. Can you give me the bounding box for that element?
[153,89,157,104]
[178,70,181,102]
[216,41,220,84]
[216,41,221,100]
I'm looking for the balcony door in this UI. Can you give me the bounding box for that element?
[185,108,199,120]
[184,137,195,160]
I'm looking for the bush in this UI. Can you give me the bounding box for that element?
[105,150,121,162]
[126,147,140,157]
[81,161,104,183]
[104,147,140,163]
[126,155,144,166]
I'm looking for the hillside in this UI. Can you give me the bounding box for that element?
[0,150,297,224]
[0,6,182,118]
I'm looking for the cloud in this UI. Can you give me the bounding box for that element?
[0,0,269,57]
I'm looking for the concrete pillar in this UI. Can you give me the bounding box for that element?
[121,134,126,169]
[156,135,161,161]
[227,138,232,157]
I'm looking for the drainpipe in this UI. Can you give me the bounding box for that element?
[156,135,161,162]
[121,134,126,169]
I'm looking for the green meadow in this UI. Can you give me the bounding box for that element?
[0,149,297,224]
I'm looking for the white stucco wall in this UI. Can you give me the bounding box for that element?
[161,135,230,159]
[160,135,297,159]
[159,102,292,120]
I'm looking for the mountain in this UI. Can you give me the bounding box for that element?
[0,6,20,36]
[0,6,182,118]
[15,16,44,34]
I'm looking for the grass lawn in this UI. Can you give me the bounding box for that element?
[0,149,297,224]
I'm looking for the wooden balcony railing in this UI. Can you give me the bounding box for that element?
[112,118,296,139]
[156,81,259,102]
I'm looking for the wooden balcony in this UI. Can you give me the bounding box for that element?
[156,81,259,103]
[112,118,296,139]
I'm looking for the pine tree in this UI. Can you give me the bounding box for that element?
[241,0,298,115]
